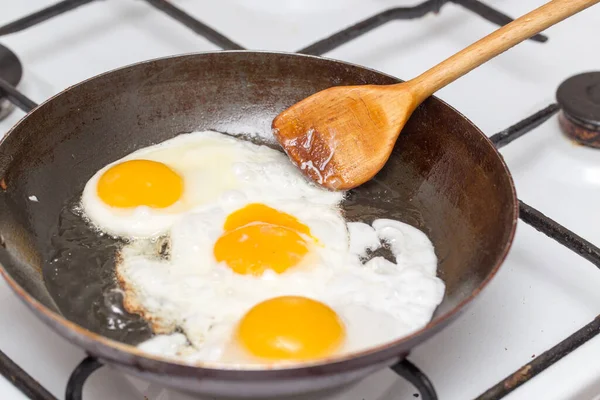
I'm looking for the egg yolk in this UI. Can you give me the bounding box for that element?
[223,203,310,235]
[97,160,183,208]
[214,204,314,276]
[237,296,345,361]
[214,223,308,275]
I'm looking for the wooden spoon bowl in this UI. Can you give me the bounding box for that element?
[273,84,417,190]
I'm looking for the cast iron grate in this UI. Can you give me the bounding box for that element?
[0,1,598,400]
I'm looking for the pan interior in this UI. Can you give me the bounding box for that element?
[0,52,515,352]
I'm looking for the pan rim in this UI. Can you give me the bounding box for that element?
[0,49,518,378]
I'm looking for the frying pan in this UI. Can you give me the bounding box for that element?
[0,51,517,398]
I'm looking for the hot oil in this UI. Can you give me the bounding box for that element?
[43,197,153,345]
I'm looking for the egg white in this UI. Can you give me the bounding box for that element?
[118,212,445,368]
[81,130,340,238]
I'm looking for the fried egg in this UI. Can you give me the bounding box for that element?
[81,131,340,238]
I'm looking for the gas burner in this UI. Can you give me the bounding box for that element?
[556,71,600,148]
[0,44,23,121]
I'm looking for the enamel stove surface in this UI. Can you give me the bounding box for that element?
[1,1,600,399]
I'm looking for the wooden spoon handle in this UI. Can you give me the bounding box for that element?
[406,0,599,103]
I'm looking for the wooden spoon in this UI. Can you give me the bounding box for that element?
[272,0,599,191]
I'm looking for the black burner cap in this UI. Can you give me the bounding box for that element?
[0,43,22,87]
[556,71,600,129]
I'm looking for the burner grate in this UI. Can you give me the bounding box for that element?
[0,0,95,36]
[0,0,547,54]
[142,0,245,50]
[489,104,560,148]
[0,349,57,400]
[477,315,600,399]
[0,44,22,120]
[0,77,36,113]
[1,1,599,400]
[298,0,547,56]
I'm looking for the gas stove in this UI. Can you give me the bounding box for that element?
[1,1,599,399]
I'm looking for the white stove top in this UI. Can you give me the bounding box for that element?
[1,1,599,399]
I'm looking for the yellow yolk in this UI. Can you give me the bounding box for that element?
[223,203,311,235]
[214,204,314,275]
[97,160,183,208]
[214,224,308,275]
[237,296,345,361]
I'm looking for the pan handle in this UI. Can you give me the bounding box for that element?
[65,356,104,400]
[390,359,438,400]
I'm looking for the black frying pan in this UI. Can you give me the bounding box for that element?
[0,51,517,398]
